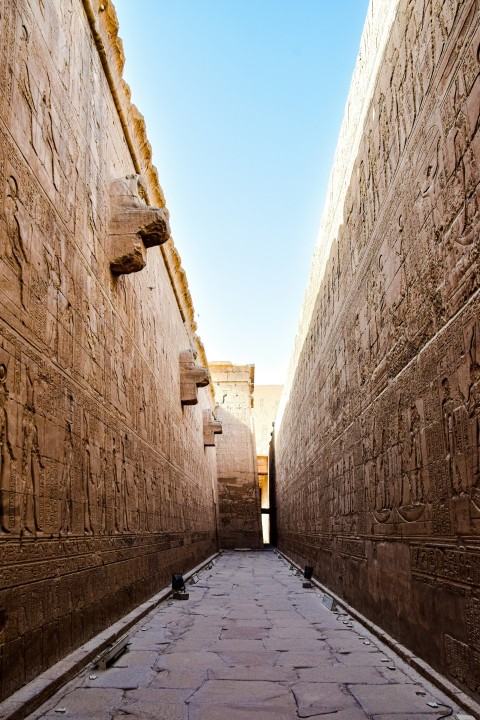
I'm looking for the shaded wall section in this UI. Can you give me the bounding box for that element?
[210,362,262,549]
[0,0,219,701]
[275,0,480,702]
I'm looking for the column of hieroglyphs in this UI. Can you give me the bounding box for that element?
[0,0,220,700]
[210,362,263,549]
[275,0,480,703]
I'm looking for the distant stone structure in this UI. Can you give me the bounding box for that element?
[275,0,480,702]
[210,363,262,549]
[0,0,219,701]
[253,385,282,542]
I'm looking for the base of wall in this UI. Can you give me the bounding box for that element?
[276,549,480,720]
[0,553,219,720]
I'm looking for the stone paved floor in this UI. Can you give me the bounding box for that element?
[28,550,462,720]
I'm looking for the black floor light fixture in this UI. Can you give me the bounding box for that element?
[172,573,189,600]
[303,565,314,589]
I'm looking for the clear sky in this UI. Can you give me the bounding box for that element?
[114,0,370,385]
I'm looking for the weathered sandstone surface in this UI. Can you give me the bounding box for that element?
[275,0,480,701]
[0,0,218,700]
[210,363,262,549]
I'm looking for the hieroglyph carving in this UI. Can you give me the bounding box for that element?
[179,350,210,406]
[203,408,223,446]
[109,175,170,275]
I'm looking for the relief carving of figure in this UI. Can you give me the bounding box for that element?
[408,403,425,502]
[34,74,60,190]
[44,247,61,357]
[442,377,463,497]
[120,436,129,533]
[466,328,480,512]
[20,370,43,536]
[0,364,15,533]
[82,410,93,535]
[4,176,27,310]
[59,393,75,536]
[112,434,121,533]
[419,133,445,240]
[98,445,107,534]
[18,25,35,148]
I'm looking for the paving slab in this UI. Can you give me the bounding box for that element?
[37,689,123,720]
[208,665,297,682]
[221,625,269,639]
[84,667,155,689]
[113,650,159,667]
[187,679,293,706]
[349,683,449,714]
[218,649,280,667]
[298,665,389,684]
[188,704,296,720]
[26,550,464,720]
[292,681,361,712]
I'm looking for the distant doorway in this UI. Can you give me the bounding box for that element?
[261,509,270,544]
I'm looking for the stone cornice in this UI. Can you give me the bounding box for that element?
[82,0,199,337]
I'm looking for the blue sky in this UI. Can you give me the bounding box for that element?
[115,0,370,384]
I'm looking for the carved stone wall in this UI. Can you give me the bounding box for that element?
[210,362,262,549]
[275,0,480,701]
[0,0,218,701]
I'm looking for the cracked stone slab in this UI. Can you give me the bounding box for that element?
[150,669,208,689]
[188,679,293,706]
[218,650,280,667]
[298,710,369,720]
[334,651,392,666]
[275,650,336,667]
[113,650,159,667]
[155,651,226,671]
[209,639,268,652]
[116,688,191,720]
[208,666,298,682]
[348,684,447,714]
[85,667,155,689]
[264,637,329,652]
[298,666,389,684]
[113,703,188,720]
[292,682,360,711]
[37,688,123,719]
[188,704,297,720]
[221,626,269,639]
[128,637,172,651]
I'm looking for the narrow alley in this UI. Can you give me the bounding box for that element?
[27,551,462,720]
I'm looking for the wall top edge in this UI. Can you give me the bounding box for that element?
[276,0,400,431]
[82,0,201,344]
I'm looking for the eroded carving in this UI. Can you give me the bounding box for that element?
[109,174,170,275]
[179,350,210,406]
[203,408,222,446]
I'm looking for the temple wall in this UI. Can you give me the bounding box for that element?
[275,0,480,700]
[210,362,262,549]
[0,0,218,700]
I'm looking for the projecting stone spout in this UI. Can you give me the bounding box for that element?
[109,174,171,275]
[203,409,223,446]
[179,350,210,405]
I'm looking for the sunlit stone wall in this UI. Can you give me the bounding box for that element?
[0,0,218,700]
[275,0,480,700]
[210,362,262,549]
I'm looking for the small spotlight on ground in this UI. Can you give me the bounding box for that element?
[172,573,189,600]
[303,565,314,588]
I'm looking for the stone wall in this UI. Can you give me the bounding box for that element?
[0,0,219,701]
[275,0,480,701]
[210,362,262,549]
